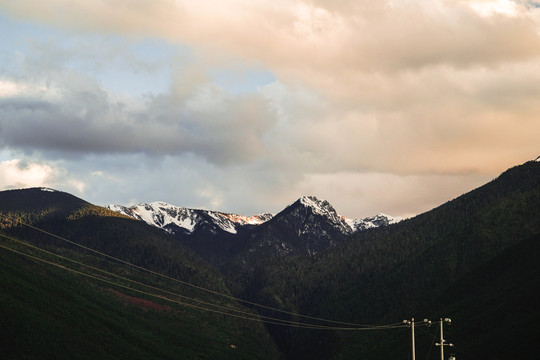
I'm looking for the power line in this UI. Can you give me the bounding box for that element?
[3,213,374,326]
[1,232,401,330]
[413,324,439,360]
[0,213,406,329]
[0,232,286,325]
[0,241,406,331]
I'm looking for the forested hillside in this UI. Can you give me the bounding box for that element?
[0,188,279,359]
[234,160,540,359]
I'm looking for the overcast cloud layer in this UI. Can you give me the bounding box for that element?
[1,0,539,218]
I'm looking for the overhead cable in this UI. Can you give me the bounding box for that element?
[0,212,404,329]
[0,241,407,331]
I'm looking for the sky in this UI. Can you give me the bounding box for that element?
[0,0,539,219]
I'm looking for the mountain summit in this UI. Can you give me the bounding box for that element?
[240,195,395,259]
[292,195,398,232]
[290,195,352,234]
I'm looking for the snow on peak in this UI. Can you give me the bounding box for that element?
[292,196,399,234]
[106,202,198,233]
[107,196,397,238]
[106,202,273,235]
[345,213,399,232]
[297,196,336,216]
[535,155,540,162]
[288,196,354,235]
[299,195,323,207]
[221,213,274,226]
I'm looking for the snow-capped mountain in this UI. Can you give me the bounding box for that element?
[107,196,398,266]
[293,196,397,233]
[108,196,395,237]
[106,202,273,235]
[238,196,397,259]
[293,196,354,235]
[346,213,397,231]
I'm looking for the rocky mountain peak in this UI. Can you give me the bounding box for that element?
[286,195,346,226]
[107,196,399,261]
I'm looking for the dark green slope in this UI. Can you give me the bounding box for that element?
[434,233,540,359]
[0,247,281,360]
[329,232,540,360]
[241,160,540,359]
[0,188,280,359]
[0,188,225,297]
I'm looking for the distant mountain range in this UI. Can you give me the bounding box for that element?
[107,196,397,266]
[107,196,397,236]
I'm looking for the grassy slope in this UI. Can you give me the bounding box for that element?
[0,247,278,359]
[0,188,280,359]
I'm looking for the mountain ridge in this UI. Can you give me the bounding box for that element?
[106,195,398,266]
[106,195,397,237]
[107,201,273,235]
[0,187,281,359]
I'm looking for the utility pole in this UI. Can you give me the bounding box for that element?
[411,318,416,360]
[435,318,453,360]
[403,318,431,360]
[403,318,415,360]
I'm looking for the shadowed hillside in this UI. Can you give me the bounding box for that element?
[0,188,280,359]
[236,160,540,359]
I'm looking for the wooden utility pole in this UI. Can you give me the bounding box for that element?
[403,318,416,360]
[435,318,453,360]
[404,318,431,360]
[412,318,416,360]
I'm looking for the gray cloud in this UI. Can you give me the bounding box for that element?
[0,68,277,167]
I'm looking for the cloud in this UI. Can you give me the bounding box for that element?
[0,89,276,166]
[5,1,540,70]
[2,0,539,173]
[297,171,494,218]
[0,42,278,166]
[468,0,519,17]
[1,0,539,217]
[0,158,56,189]
[0,80,25,97]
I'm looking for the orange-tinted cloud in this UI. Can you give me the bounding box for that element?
[2,0,539,216]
